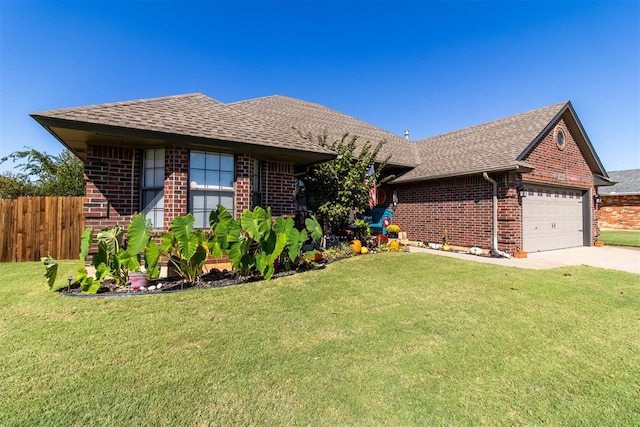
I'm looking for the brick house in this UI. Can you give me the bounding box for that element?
[31,94,612,255]
[597,169,640,230]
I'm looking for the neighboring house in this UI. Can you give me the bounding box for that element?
[597,169,640,230]
[31,93,613,255]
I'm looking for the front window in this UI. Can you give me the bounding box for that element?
[142,148,165,229]
[189,151,235,228]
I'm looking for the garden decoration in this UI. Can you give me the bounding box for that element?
[386,223,400,239]
[350,239,362,254]
[443,230,451,251]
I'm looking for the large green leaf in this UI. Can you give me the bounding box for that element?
[170,214,198,260]
[305,216,323,242]
[97,225,124,256]
[228,239,253,275]
[211,219,241,258]
[287,227,308,261]
[144,239,161,279]
[273,216,294,235]
[256,232,288,280]
[118,249,140,273]
[209,205,233,231]
[240,206,272,241]
[126,213,152,255]
[79,227,93,261]
[41,254,58,290]
[92,243,108,269]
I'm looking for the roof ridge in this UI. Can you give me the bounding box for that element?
[32,92,215,114]
[416,101,569,143]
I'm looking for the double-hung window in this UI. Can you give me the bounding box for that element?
[142,148,165,230]
[189,151,234,228]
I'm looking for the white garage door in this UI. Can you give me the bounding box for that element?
[522,186,585,252]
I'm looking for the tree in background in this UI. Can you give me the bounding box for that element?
[0,147,85,198]
[299,131,393,233]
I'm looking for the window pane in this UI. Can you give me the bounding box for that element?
[144,169,154,188]
[220,171,234,188]
[193,211,206,229]
[191,169,205,186]
[191,151,205,169]
[192,194,205,209]
[206,194,218,209]
[220,194,234,212]
[220,154,234,171]
[205,170,219,187]
[205,153,218,171]
[144,149,155,168]
[154,149,165,167]
[154,169,164,186]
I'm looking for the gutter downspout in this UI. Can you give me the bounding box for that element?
[482,172,511,258]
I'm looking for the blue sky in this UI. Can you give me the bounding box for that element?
[1,0,638,174]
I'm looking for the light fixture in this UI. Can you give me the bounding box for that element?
[518,186,527,198]
[594,194,602,204]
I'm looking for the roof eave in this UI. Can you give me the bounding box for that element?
[517,101,609,177]
[31,115,338,166]
[391,163,533,184]
[594,174,617,187]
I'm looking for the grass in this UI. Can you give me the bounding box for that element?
[598,229,640,247]
[1,255,638,426]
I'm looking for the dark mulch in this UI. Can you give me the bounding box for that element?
[58,262,328,297]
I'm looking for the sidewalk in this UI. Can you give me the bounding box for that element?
[407,245,640,274]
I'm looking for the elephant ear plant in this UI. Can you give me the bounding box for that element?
[159,213,211,283]
[209,205,323,280]
[74,213,161,294]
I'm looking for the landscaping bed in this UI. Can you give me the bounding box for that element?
[59,264,326,297]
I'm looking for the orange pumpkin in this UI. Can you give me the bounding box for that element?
[389,240,400,250]
[350,239,362,254]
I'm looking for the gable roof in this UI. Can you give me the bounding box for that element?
[31,93,336,165]
[393,102,569,183]
[598,169,640,195]
[32,94,608,182]
[31,93,415,167]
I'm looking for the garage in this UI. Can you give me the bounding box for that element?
[522,185,587,252]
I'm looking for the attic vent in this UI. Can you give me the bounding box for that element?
[404,130,410,140]
[555,127,566,150]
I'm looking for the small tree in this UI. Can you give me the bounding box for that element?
[0,147,85,198]
[299,131,393,233]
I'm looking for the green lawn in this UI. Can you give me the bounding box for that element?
[599,229,640,248]
[1,255,638,426]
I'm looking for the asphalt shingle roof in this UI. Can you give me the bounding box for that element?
[226,95,417,167]
[32,93,335,156]
[598,169,640,194]
[392,102,568,183]
[34,94,601,182]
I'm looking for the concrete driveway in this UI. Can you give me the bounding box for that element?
[407,245,640,274]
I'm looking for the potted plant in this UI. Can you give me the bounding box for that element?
[387,224,401,239]
[442,229,451,251]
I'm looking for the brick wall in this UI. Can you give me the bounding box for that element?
[84,145,139,230]
[599,195,640,230]
[387,116,600,254]
[163,147,189,228]
[521,116,599,243]
[264,162,296,216]
[84,146,298,230]
[388,176,495,249]
[235,154,253,215]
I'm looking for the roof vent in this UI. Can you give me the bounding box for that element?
[404,130,410,140]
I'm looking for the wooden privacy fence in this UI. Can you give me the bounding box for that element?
[0,197,85,263]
